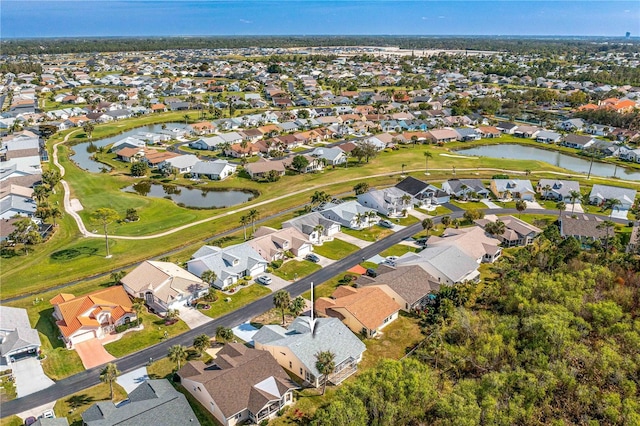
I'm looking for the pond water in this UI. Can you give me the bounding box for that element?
[122,182,255,208]
[69,122,189,173]
[457,144,640,181]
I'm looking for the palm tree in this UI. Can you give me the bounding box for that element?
[313,224,325,243]
[289,296,306,317]
[310,191,330,209]
[273,290,291,325]
[90,208,120,258]
[515,200,527,218]
[401,163,407,175]
[100,362,120,401]
[132,302,144,325]
[367,211,377,228]
[556,201,566,220]
[569,190,581,214]
[542,184,552,200]
[248,209,259,233]
[401,194,412,206]
[201,270,218,287]
[315,351,336,395]
[193,334,210,356]
[423,151,432,175]
[82,122,95,140]
[354,213,365,229]
[183,114,190,124]
[422,218,434,235]
[597,220,616,254]
[486,220,506,237]
[50,207,63,227]
[603,198,622,218]
[441,215,451,228]
[33,185,50,203]
[240,215,249,240]
[168,344,187,370]
[215,326,234,343]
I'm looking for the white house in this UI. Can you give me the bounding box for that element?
[357,187,413,217]
[186,244,268,290]
[319,200,378,230]
[281,212,341,244]
[190,160,237,180]
[589,184,637,210]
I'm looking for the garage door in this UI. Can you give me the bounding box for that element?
[71,330,96,346]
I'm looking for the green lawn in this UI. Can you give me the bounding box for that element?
[272,259,321,281]
[0,417,23,426]
[201,284,272,319]
[303,273,355,299]
[340,226,394,242]
[105,310,189,358]
[54,381,128,424]
[379,244,420,258]
[392,214,419,226]
[358,313,424,370]
[450,200,488,210]
[312,238,359,259]
[175,384,222,426]
[0,372,17,401]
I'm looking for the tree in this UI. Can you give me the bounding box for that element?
[421,218,434,235]
[603,198,622,218]
[264,169,281,182]
[352,141,378,163]
[310,190,330,208]
[423,150,433,174]
[215,326,234,343]
[515,199,527,217]
[556,200,566,219]
[291,155,310,173]
[193,334,210,356]
[131,301,143,324]
[353,182,370,195]
[441,215,451,228]
[315,351,336,395]
[100,363,120,402]
[183,114,190,124]
[130,162,148,177]
[168,345,187,370]
[248,209,259,233]
[166,308,180,319]
[8,218,41,254]
[485,220,506,237]
[273,290,291,325]
[240,215,249,240]
[289,296,306,317]
[82,122,95,139]
[125,208,139,222]
[33,184,50,203]
[50,206,63,227]
[569,190,582,214]
[90,208,120,257]
[110,270,126,285]
[201,270,218,286]
[298,109,310,119]
[597,220,616,255]
[463,208,484,223]
[42,169,61,189]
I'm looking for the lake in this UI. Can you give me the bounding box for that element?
[69,122,189,173]
[123,182,255,209]
[457,144,640,181]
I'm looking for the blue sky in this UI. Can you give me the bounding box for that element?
[3,1,640,38]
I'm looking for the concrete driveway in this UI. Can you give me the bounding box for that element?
[178,306,213,329]
[16,401,56,422]
[256,273,290,292]
[567,203,584,213]
[310,253,335,268]
[610,208,629,220]
[480,199,501,209]
[74,338,116,369]
[116,367,149,394]
[334,233,372,248]
[525,200,545,210]
[12,357,55,398]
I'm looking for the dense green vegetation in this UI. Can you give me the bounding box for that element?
[312,227,640,425]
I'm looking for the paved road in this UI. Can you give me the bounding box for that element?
[2,207,629,417]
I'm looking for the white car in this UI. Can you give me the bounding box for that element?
[256,275,272,285]
[383,256,399,267]
[41,410,55,419]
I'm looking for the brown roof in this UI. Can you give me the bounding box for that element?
[356,264,440,306]
[50,286,133,338]
[560,213,607,239]
[178,343,298,418]
[4,148,41,160]
[316,286,400,330]
[116,147,144,158]
[120,261,205,305]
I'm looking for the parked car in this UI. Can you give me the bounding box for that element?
[366,268,378,277]
[379,219,394,228]
[41,410,55,419]
[256,275,272,285]
[383,256,399,267]
[24,417,37,426]
[305,253,320,263]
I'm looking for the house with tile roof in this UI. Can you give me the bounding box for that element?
[82,379,200,426]
[0,306,41,364]
[253,317,366,387]
[315,286,401,337]
[281,211,341,245]
[427,226,502,263]
[120,260,207,314]
[50,286,135,348]
[396,245,481,285]
[476,215,542,247]
[186,243,268,290]
[178,343,298,426]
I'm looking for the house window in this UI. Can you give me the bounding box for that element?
[289,361,292,369]
[210,402,215,412]
[198,387,201,392]
[300,368,303,375]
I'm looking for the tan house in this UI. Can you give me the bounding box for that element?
[476,215,542,247]
[50,286,136,348]
[315,286,401,337]
[178,343,298,426]
[120,261,208,315]
[247,226,313,261]
[427,226,502,263]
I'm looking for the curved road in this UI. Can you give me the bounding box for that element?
[2,206,629,418]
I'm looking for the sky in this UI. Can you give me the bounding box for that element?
[3,1,640,39]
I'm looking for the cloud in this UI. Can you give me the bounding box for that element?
[421,16,427,20]
[239,18,252,24]
[438,15,445,19]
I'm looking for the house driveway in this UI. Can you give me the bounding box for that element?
[257,273,290,292]
[12,357,55,398]
[17,401,57,422]
[524,200,545,210]
[334,232,372,248]
[231,322,260,345]
[567,203,584,213]
[480,199,501,209]
[310,253,335,268]
[610,209,629,220]
[408,210,429,220]
[116,367,149,394]
[74,338,116,369]
[178,306,213,329]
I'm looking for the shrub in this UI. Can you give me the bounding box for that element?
[270,259,284,269]
[115,318,142,333]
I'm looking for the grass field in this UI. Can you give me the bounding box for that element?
[201,284,271,319]
[340,225,394,242]
[379,244,421,258]
[53,382,128,424]
[358,313,424,370]
[272,259,321,281]
[312,238,359,259]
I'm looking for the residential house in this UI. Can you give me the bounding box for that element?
[490,179,536,201]
[476,215,542,247]
[562,134,597,150]
[559,213,608,244]
[190,136,225,151]
[514,125,540,139]
[315,286,401,338]
[355,264,440,311]
[50,286,135,348]
[110,136,145,152]
[161,154,200,174]
[309,147,347,166]
[589,184,637,210]
[536,179,581,202]
[82,380,200,426]
[186,244,268,290]
[396,246,481,285]
[247,226,313,261]
[120,260,208,314]
[115,147,145,163]
[535,130,562,143]
[476,126,501,138]
[178,343,298,426]
[441,178,490,198]
[319,200,378,230]
[427,226,502,263]
[281,211,341,245]
[190,160,237,180]
[394,176,435,206]
[496,122,518,134]
[0,306,41,364]
[357,187,414,217]
[244,159,287,181]
[558,118,586,132]
[453,127,481,141]
[253,317,366,387]
[0,184,36,219]
[426,128,459,144]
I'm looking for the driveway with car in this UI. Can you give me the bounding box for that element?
[12,358,55,398]
[257,273,290,292]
